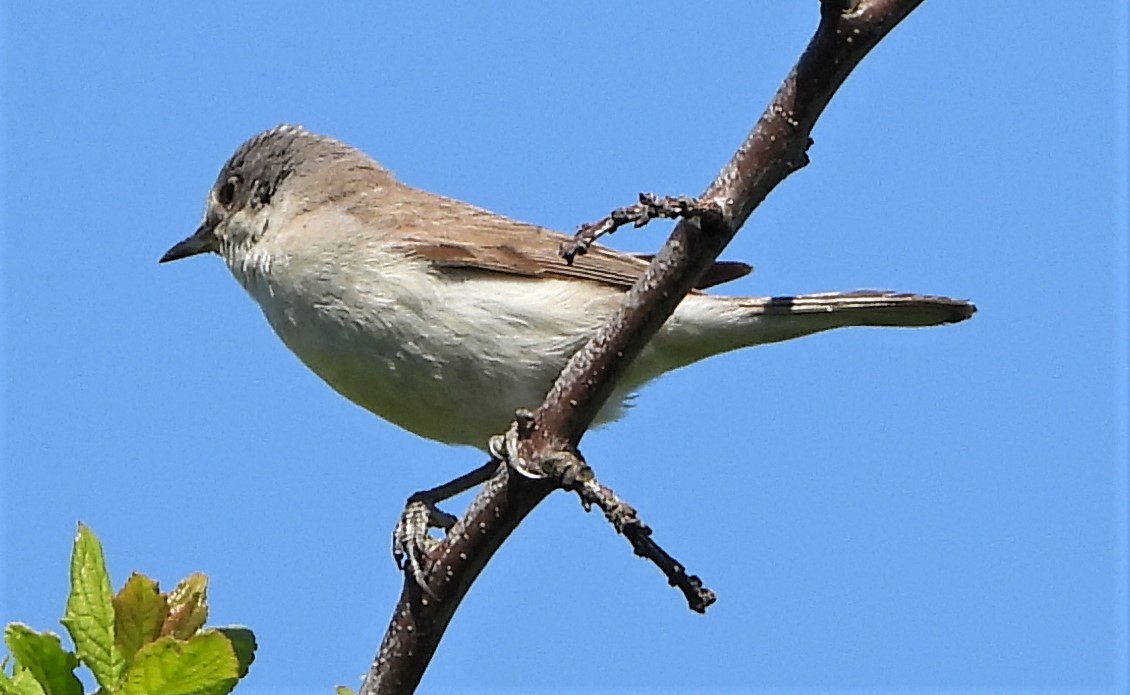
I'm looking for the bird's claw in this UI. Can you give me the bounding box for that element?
[392,499,458,594]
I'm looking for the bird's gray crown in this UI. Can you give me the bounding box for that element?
[212,124,358,212]
[161,125,369,263]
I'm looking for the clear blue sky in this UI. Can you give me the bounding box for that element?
[3,3,1127,693]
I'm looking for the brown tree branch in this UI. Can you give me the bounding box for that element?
[360,1,925,692]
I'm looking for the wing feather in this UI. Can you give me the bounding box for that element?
[382,189,750,291]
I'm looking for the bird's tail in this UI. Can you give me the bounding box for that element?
[629,290,976,386]
[731,290,976,336]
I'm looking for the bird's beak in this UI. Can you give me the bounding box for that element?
[160,223,217,263]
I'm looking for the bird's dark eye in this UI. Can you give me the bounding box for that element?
[216,178,237,208]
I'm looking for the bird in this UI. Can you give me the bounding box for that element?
[161,124,974,451]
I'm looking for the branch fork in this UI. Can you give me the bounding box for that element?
[487,409,717,613]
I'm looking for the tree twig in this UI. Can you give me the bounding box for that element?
[560,193,718,264]
[564,457,718,613]
[360,1,926,692]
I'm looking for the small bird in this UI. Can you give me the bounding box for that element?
[161,125,975,450]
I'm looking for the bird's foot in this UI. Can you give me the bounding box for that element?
[392,498,458,595]
[391,458,501,593]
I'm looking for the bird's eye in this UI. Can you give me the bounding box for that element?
[216,178,237,208]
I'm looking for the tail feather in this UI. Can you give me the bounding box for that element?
[638,290,976,382]
[740,290,976,327]
[613,289,974,424]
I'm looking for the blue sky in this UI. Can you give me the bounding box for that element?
[2,3,1127,693]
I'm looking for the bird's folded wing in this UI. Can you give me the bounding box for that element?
[390,191,750,291]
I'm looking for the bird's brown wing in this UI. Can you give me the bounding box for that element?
[388,189,750,291]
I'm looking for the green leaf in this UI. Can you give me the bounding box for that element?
[60,524,125,690]
[334,687,357,695]
[212,628,255,678]
[2,624,81,695]
[113,573,168,666]
[162,574,208,639]
[0,665,48,695]
[117,633,238,695]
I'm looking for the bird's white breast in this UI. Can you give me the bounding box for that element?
[225,224,627,448]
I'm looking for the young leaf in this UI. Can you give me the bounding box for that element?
[59,525,125,690]
[117,633,238,695]
[0,665,50,695]
[113,573,168,667]
[162,574,208,639]
[2,624,82,695]
[213,628,256,678]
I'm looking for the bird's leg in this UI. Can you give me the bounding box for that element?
[396,409,716,611]
[392,415,535,592]
[392,458,502,593]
